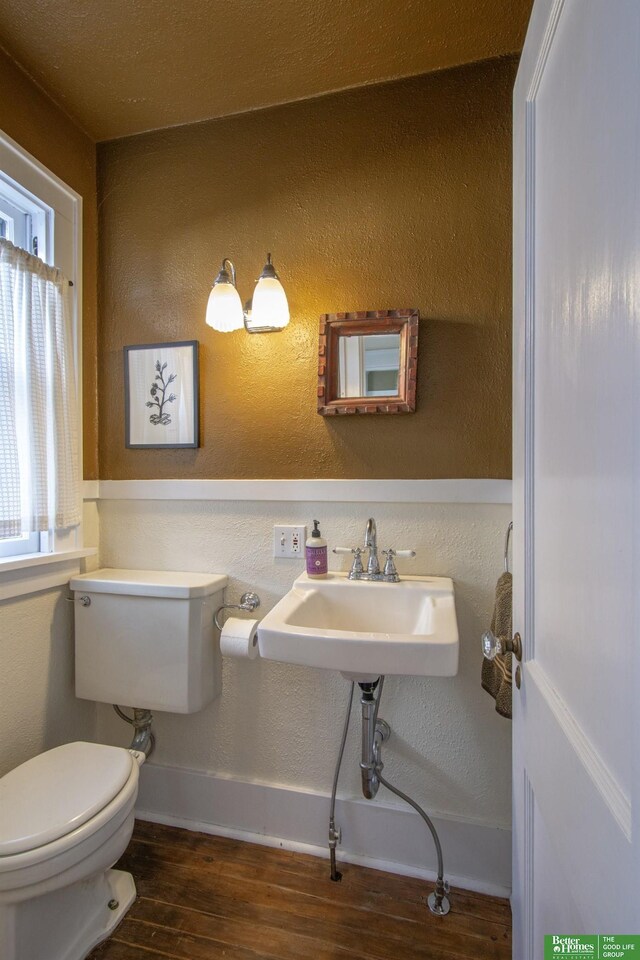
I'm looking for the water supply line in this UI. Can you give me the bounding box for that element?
[113,705,155,758]
[372,677,450,915]
[327,676,450,915]
[329,681,355,881]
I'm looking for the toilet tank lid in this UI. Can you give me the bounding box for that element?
[69,568,228,598]
[0,742,134,857]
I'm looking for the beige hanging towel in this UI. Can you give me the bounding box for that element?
[481,571,513,719]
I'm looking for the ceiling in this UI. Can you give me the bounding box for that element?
[0,0,532,142]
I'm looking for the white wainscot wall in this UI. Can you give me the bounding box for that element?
[96,497,512,895]
[0,501,99,777]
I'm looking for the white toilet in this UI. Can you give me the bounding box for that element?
[0,568,227,960]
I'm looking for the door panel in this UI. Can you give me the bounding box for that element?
[533,0,635,787]
[513,0,640,953]
[533,793,582,945]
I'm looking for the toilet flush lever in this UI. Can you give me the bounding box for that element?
[65,594,91,606]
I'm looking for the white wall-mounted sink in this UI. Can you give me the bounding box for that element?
[257,572,459,679]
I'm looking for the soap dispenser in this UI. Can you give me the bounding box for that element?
[306,520,328,579]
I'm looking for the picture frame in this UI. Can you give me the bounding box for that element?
[124,340,199,448]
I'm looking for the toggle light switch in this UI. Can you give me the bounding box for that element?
[273,525,306,558]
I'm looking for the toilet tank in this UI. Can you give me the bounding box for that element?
[70,568,228,713]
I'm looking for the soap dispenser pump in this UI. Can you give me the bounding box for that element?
[306,520,328,579]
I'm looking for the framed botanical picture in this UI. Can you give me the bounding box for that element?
[124,340,199,448]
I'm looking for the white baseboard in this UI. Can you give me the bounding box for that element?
[136,763,511,898]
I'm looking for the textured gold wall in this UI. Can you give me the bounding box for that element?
[98,57,516,480]
[0,49,99,479]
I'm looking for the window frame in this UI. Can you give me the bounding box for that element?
[0,127,95,595]
[0,178,50,257]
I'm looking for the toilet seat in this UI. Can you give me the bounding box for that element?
[0,772,138,889]
[0,742,139,898]
[0,742,134,858]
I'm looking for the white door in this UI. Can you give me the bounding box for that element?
[512,1,640,956]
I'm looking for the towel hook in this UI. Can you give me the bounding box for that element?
[504,522,513,574]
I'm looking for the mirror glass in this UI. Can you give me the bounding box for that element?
[317,309,418,415]
[337,333,401,398]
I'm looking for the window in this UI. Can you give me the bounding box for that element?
[0,128,84,570]
[0,176,50,258]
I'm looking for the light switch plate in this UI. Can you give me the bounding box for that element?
[274,525,307,558]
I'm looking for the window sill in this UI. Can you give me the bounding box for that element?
[0,548,97,601]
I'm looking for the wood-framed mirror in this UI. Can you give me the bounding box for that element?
[317,309,418,415]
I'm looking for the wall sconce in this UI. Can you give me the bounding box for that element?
[205,253,290,334]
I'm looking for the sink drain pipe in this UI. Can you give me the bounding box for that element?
[327,676,450,915]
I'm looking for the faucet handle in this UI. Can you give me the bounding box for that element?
[382,548,416,579]
[333,546,364,578]
[382,550,398,580]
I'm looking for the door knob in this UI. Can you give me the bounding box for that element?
[482,630,522,662]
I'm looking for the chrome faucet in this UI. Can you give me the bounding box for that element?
[364,518,380,575]
[333,517,416,582]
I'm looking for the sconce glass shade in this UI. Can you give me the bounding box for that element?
[245,254,290,332]
[205,261,244,332]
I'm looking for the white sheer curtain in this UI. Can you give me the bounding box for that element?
[0,237,80,540]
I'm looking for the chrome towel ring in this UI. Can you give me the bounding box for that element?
[214,592,261,631]
[504,521,513,574]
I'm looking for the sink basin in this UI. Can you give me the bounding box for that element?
[257,572,459,678]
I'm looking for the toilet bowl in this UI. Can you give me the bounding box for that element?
[0,741,144,960]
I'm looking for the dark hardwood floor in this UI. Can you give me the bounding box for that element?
[89,819,511,960]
